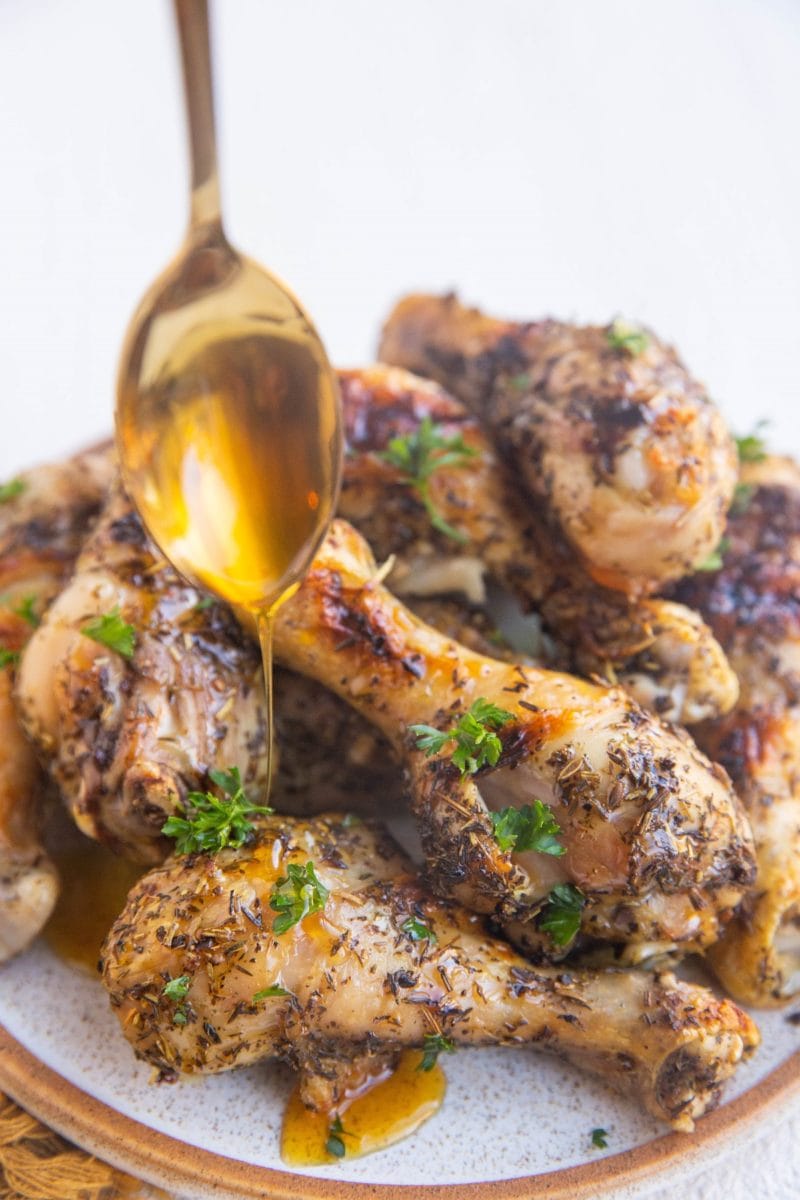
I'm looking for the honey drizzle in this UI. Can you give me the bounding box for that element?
[281,1051,446,1166]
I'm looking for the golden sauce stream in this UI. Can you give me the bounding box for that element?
[43,836,143,973]
[281,1051,446,1166]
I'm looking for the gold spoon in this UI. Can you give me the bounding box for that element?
[115,0,342,797]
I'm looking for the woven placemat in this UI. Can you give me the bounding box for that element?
[0,1094,170,1200]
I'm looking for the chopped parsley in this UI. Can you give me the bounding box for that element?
[735,423,768,464]
[378,415,478,543]
[325,1115,348,1158]
[0,479,25,504]
[418,1033,455,1072]
[490,801,565,856]
[695,537,730,573]
[13,595,39,628]
[194,596,215,612]
[161,765,272,855]
[591,1128,609,1149]
[0,648,19,670]
[162,975,191,1002]
[172,1008,188,1026]
[80,607,136,659]
[270,861,329,934]
[410,698,514,776]
[539,883,585,947]
[606,319,649,356]
[253,985,289,1001]
[402,916,436,943]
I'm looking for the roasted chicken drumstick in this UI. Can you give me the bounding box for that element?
[0,445,113,958]
[16,485,268,863]
[379,294,737,595]
[338,364,738,725]
[101,813,758,1132]
[675,453,800,1004]
[273,519,755,960]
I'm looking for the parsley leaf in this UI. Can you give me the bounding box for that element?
[410,698,514,776]
[606,319,649,356]
[735,423,768,464]
[161,765,271,855]
[13,595,39,628]
[490,802,565,856]
[418,1033,455,1072]
[402,916,436,943]
[591,1128,609,1149]
[0,479,25,504]
[194,596,215,612]
[539,883,585,946]
[162,975,191,1001]
[270,861,329,934]
[378,416,478,543]
[325,1115,348,1158]
[172,1008,188,1026]
[81,607,136,659]
[695,537,730,573]
[253,985,290,1001]
[0,648,20,670]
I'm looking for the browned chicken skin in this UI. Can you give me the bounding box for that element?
[101,814,758,1132]
[379,295,737,595]
[16,487,268,863]
[0,445,113,958]
[274,519,755,960]
[338,365,738,725]
[674,455,800,1004]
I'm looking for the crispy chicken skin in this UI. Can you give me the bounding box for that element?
[16,487,268,863]
[338,365,738,725]
[274,519,755,959]
[674,455,800,1004]
[0,445,113,959]
[101,814,758,1132]
[378,295,737,595]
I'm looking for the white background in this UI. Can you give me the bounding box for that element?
[0,2,798,1197]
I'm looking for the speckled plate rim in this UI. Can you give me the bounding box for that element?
[0,1026,796,1199]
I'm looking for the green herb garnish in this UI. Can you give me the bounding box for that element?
[253,985,289,1001]
[539,883,585,946]
[402,916,436,943]
[591,1128,609,1149]
[194,596,215,612]
[161,765,272,855]
[13,595,39,628]
[606,319,649,356]
[270,861,329,934]
[162,975,191,1002]
[411,698,514,776]
[418,1033,455,1072]
[490,801,565,856]
[81,606,136,659]
[0,479,25,504]
[325,1115,348,1158]
[735,423,768,464]
[378,416,478,543]
[0,648,20,670]
[172,1008,188,1026]
[509,372,532,391]
[696,537,730,573]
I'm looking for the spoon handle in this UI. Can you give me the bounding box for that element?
[173,0,222,232]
